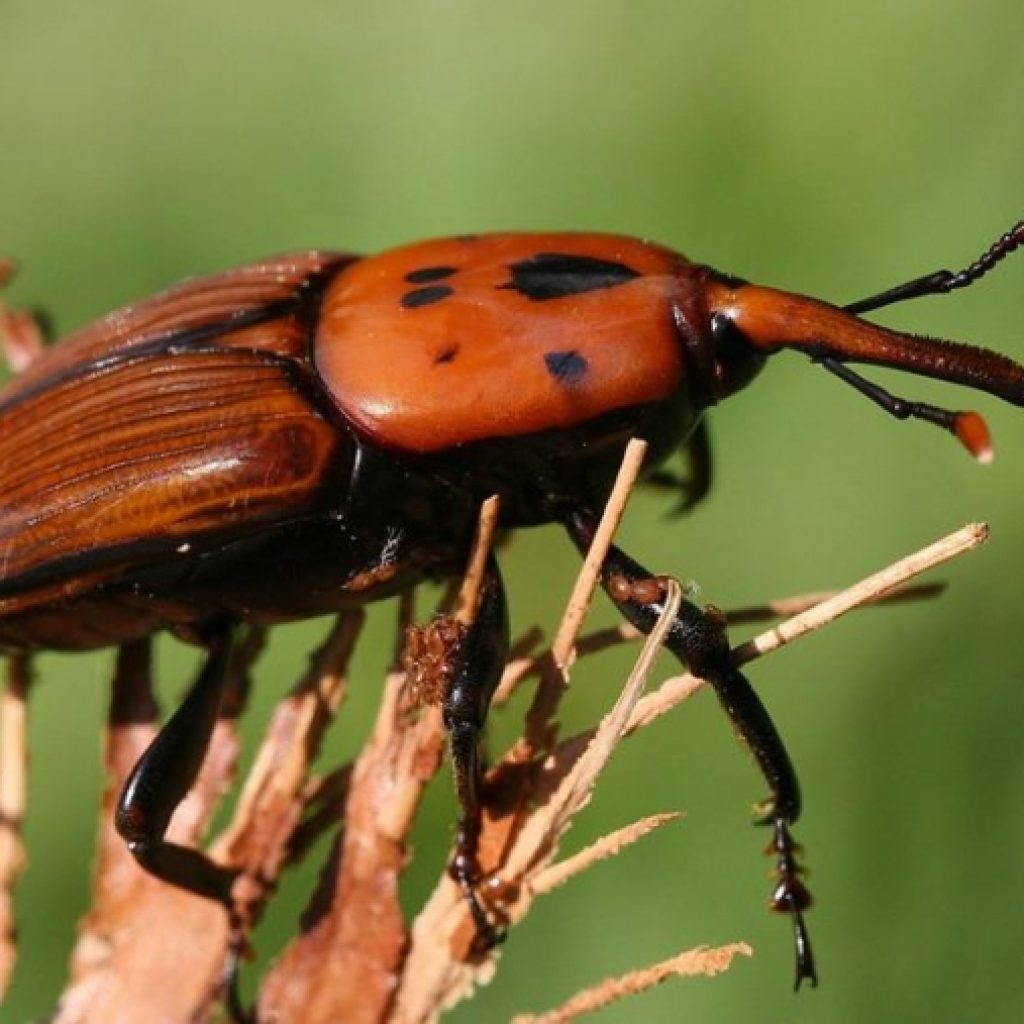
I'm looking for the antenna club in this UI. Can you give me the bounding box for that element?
[955,411,994,463]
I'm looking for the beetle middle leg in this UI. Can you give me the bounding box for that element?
[645,418,713,514]
[440,555,510,948]
[115,622,239,909]
[563,506,817,989]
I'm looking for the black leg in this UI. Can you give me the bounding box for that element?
[563,507,817,989]
[645,419,713,515]
[115,624,239,907]
[442,555,510,948]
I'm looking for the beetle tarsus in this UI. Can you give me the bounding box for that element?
[766,816,817,988]
[790,902,818,990]
[450,849,507,952]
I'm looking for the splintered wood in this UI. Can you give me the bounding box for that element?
[1,422,988,1020]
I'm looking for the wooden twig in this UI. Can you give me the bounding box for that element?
[732,522,988,664]
[522,439,648,751]
[0,655,31,998]
[723,580,945,625]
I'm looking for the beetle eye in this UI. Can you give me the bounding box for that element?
[711,312,766,397]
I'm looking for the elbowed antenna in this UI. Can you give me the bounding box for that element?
[845,218,1024,315]
[704,220,1024,461]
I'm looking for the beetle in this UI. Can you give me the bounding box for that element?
[1,224,1023,990]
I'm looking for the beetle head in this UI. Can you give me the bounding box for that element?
[700,270,1024,462]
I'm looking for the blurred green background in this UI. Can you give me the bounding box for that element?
[2,1,1024,1021]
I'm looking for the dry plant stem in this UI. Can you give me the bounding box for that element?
[490,628,545,707]
[259,500,500,1024]
[454,495,501,622]
[723,580,945,625]
[0,655,31,998]
[732,522,989,665]
[549,441,649,670]
[523,438,648,751]
[258,663,443,1024]
[510,942,753,1024]
[529,811,682,896]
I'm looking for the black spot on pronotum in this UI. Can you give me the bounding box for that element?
[404,266,456,284]
[500,252,641,301]
[401,285,454,309]
[543,350,589,385]
[434,345,459,364]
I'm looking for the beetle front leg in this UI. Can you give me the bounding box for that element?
[563,507,817,989]
[115,624,239,908]
[442,556,510,949]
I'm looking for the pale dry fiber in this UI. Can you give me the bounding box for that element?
[0,286,992,1022]
[510,942,754,1024]
[0,656,30,994]
[0,275,44,995]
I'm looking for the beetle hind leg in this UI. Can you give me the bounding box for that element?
[115,624,239,908]
[563,507,818,989]
[440,556,511,950]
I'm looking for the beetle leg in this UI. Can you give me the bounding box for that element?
[681,418,713,512]
[646,419,713,514]
[115,623,239,908]
[563,508,817,989]
[442,554,510,950]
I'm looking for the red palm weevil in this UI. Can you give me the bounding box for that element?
[1,223,1023,988]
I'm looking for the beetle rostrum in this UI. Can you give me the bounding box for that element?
[2,223,1022,992]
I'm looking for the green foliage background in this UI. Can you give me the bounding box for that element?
[2,2,1023,1021]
